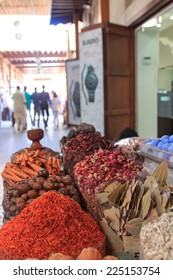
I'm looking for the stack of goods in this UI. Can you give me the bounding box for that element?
[0,192,105,260]
[2,170,81,223]
[62,123,110,176]
[97,161,173,259]
[140,212,173,260]
[2,148,62,186]
[140,134,173,168]
[74,148,143,219]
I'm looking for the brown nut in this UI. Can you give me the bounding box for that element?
[27,190,39,199]
[43,181,53,191]
[18,184,30,194]
[62,175,72,185]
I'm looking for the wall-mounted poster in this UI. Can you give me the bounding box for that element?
[66,59,81,125]
[79,27,104,135]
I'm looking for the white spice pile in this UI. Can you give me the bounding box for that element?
[140,212,173,260]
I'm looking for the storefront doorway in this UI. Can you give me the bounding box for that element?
[135,3,173,138]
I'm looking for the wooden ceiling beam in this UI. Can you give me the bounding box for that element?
[1,51,67,59]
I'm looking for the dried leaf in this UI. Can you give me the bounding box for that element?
[124,218,143,236]
[115,207,121,219]
[127,182,141,219]
[151,187,165,216]
[119,218,126,236]
[161,192,169,209]
[121,187,132,209]
[134,183,145,215]
[99,221,124,251]
[110,217,120,234]
[96,192,109,205]
[144,176,158,190]
[104,181,120,193]
[103,206,117,221]
[147,208,158,220]
[118,182,130,204]
[121,180,138,221]
[108,182,127,204]
[152,161,168,185]
[141,189,151,219]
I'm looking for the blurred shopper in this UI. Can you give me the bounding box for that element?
[51,91,61,127]
[39,85,51,129]
[12,86,27,132]
[30,87,41,127]
[1,92,11,121]
[23,86,31,127]
[118,127,138,140]
[0,93,3,126]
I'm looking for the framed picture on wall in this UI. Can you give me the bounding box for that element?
[66,59,81,126]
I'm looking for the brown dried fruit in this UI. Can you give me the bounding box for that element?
[28,179,36,187]
[43,181,53,191]
[9,205,18,215]
[62,175,72,185]
[32,182,43,192]
[18,184,30,194]
[21,193,28,201]
[16,201,26,210]
[26,198,35,204]
[39,190,46,196]
[55,176,63,183]
[13,190,20,197]
[27,190,39,199]
[16,197,26,205]
[2,202,12,211]
[11,197,17,204]
[36,177,45,184]
[52,182,59,190]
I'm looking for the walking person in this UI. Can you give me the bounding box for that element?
[30,87,41,127]
[51,91,61,127]
[12,86,27,132]
[23,86,31,127]
[0,93,3,127]
[39,85,51,129]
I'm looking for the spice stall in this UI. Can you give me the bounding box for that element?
[0,124,173,260]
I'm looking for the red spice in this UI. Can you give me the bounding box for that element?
[74,149,143,195]
[0,191,104,260]
[63,132,110,176]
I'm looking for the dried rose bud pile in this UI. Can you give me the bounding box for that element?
[63,132,110,176]
[74,149,143,195]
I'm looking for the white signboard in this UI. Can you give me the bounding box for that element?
[66,59,81,125]
[79,27,104,135]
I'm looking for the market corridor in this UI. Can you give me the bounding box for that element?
[0,118,71,228]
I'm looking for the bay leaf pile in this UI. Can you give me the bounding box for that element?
[97,161,173,254]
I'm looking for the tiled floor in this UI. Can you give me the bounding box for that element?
[0,116,71,228]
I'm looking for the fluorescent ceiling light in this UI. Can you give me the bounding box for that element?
[142,18,157,28]
[170,15,173,20]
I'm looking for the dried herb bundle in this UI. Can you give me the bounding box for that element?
[97,161,173,252]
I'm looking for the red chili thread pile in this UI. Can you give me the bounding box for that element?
[0,191,104,260]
